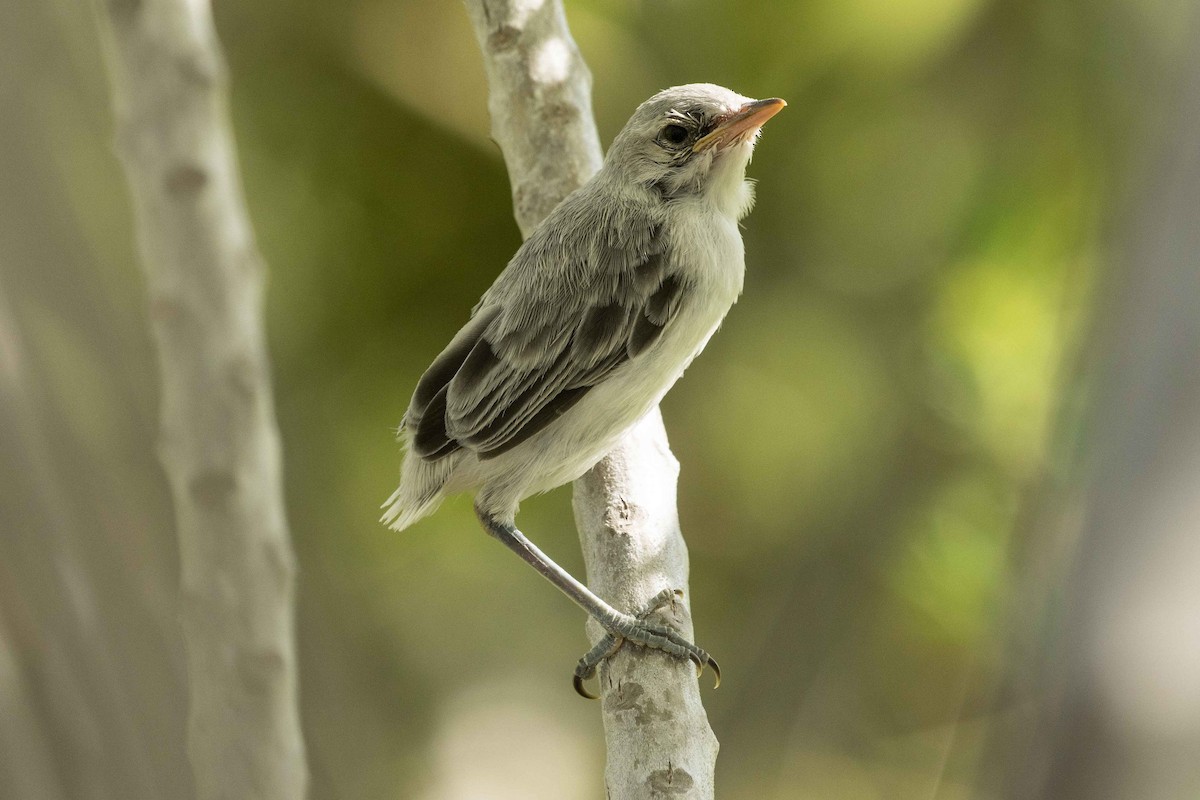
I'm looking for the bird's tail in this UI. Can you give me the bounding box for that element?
[380,487,442,531]
[380,447,455,532]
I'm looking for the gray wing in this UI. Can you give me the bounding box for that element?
[406,223,685,462]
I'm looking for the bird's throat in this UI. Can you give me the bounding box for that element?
[706,148,757,220]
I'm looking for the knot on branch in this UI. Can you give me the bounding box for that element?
[165,163,209,196]
[488,24,521,53]
[189,468,237,508]
[108,0,142,20]
[237,647,287,695]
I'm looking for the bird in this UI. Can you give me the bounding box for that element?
[383,83,784,696]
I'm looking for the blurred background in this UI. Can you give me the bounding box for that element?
[2,0,1198,798]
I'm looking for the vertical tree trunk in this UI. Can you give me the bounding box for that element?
[93,1,308,798]
[462,1,719,797]
[991,33,1200,800]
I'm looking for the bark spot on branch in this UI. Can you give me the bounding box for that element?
[165,164,209,196]
[606,495,634,529]
[227,355,258,404]
[177,53,221,88]
[604,679,673,725]
[189,469,237,508]
[542,100,578,125]
[149,294,187,325]
[647,763,694,795]
[108,0,141,20]
[488,25,521,53]
[237,648,287,695]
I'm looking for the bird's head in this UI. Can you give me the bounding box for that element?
[605,84,785,217]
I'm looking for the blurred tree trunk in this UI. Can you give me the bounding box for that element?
[93,2,308,798]
[0,276,153,800]
[462,1,719,797]
[991,29,1200,800]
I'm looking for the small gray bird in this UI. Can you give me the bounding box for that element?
[383,84,784,695]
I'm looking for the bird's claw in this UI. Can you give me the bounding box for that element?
[572,588,720,699]
[573,633,622,699]
[573,672,598,700]
[684,646,720,689]
[697,653,721,689]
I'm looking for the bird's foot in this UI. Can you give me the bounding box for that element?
[573,588,721,699]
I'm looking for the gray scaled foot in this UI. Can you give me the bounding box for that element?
[573,588,721,699]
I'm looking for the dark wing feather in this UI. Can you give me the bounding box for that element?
[407,306,500,459]
[407,217,684,463]
[412,385,459,459]
[627,275,684,357]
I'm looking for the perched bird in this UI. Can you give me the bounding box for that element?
[383,83,784,695]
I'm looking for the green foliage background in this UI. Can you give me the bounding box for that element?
[0,0,1190,797]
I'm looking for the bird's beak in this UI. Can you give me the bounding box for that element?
[693,97,786,153]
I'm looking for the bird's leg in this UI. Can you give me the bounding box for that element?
[572,587,722,698]
[477,508,720,698]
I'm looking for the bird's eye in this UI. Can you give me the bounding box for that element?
[661,124,690,146]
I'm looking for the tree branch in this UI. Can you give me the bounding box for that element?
[93,1,308,798]
[463,1,719,797]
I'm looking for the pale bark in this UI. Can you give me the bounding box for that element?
[93,1,308,798]
[463,1,719,797]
